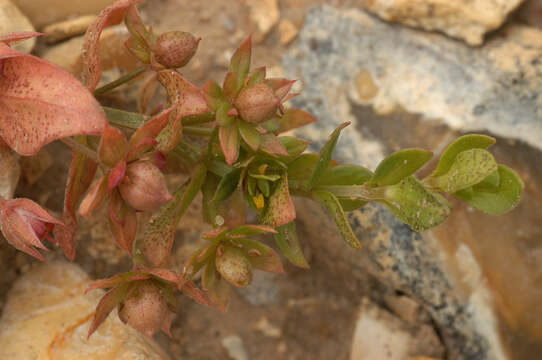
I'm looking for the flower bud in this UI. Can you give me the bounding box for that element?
[152,31,199,68]
[234,83,279,124]
[215,246,253,287]
[118,281,169,338]
[118,161,173,212]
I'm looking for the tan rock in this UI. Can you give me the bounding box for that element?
[11,0,116,29]
[244,0,279,42]
[43,15,97,44]
[41,26,137,80]
[360,0,523,46]
[0,262,170,359]
[0,0,35,53]
[278,19,298,45]
[0,147,20,199]
[350,299,444,360]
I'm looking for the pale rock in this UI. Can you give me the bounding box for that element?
[0,262,170,359]
[0,0,35,53]
[43,15,97,43]
[360,0,523,46]
[278,19,298,45]
[383,294,430,325]
[350,298,444,360]
[244,0,280,42]
[41,26,137,80]
[11,0,116,29]
[255,316,282,338]
[0,147,19,199]
[221,335,248,360]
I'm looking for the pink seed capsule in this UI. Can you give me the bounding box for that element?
[152,31,200,68]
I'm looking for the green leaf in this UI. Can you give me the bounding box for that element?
[312,190,361,249]
[308,122,350,190]
[183,243,217,280]
[202,259,230,312]
[274,222,310,268]
[246,66,266,87]
[430,149,497,193]
[249,173,281,182]
[88,282,130,338]
[223,72,239,102]
[370,149,432,187]
[140,164,207,267]
[239,121,261,151]
[455,164,523,215]
[202,80,225,112]
[237,238,284,274]
[216,102,234,127]
[229,36,252,86]
[382,176,451,232]
[213,167,242,202]
[257,178,271,197]
[316,164,373,211]
[432,134,495,177]
[278,136,309,161]
[103,106,147,129]
[287,154,319,181]
[261,174,296,228]
[202,173,219,224]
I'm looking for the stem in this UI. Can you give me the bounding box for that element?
[60,137,101,164]
[94,67,146,97]
[183,126,213,137]
[182,113,215,126]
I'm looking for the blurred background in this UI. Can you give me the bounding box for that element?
[0,0,542,359]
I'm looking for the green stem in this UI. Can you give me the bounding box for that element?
[60,137,101,164]
[183,126,213,137]
[103,106,148,129]
[94,67,147,97]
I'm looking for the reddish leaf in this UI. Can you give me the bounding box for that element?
[219,122,240,165]
[99,124,127,167]
[202,263,230,312]
[228,224,277,237]
[79,176,108,218]
[230,36,251,85]
[265,78,295,101]
[88,283,131,338]
[83,0,143,92]
[145,268,183,286]
[54,142,98,260]
[0,44,106,156]
[138,72,158,114]
[182,243,217,280]
[156,70,209,117]
[86,272,149,293]
[276,109,317,134]
[261,174,296,228]
[203,227,228,240]
[260,134,289,156]
[108,160,127,190]
[181,280,214,308]
[108,190,137,254]
[126,106,174,161]
[0,32,43,44]
[155,108,183,154]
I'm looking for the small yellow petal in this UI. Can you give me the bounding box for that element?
[253,194,265,209]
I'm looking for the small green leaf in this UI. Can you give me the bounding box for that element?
[261,174,296,228]
[229,36,252,86]
[213,167,242,202]
[88,282,130,338]
[239,121,261,151]
[223,72,239,102]
[370,149,432,187]
[202,259,230,312]
[219,121,240,165]
[183,243,217,280]
[382,176,451,232]
[257,178,271,197]
[274,222,310,268]
[238,238,284,274]
[432,134,495,177]
[309,122,350,190]
[430,149,497,193]
[216,102,234,127]
[312,190,361,249]
[287,154,319,181]
[202,80,225,112]
[249,173,281,182]
[455,164,523,215]
[247,176,257,196]
[246,66,266,87]
[104,106,147,129]
[278,136,309,161]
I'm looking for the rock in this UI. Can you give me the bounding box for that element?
[0,262,170,359]
[221,335,248,360]
[41,26,137,80]
[43,15,97,44]
[360,0,523,46]
[255,316,282,338]
[283,5,542,359]
[11,0,116,29]
[0,0,35,53]
[244,0,279,43]
[236,271,280,306]
[383,293,431,325]
[278,19,298,45]
[0,147,20,199]
[350,298,444,360]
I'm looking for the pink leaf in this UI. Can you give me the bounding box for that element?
[54,143,97,260]
[0,45,107,156]
[108,190,137,254]
[108,161,127,190]
[98,124,127,167]
[219,122,240,165]
[156,70,209,117]
[182,280,214,308]
[0,32,43,44]
[88,283,130,338]
[276,108,317,133]
[79,176,108,218]
[260,134,289,156]
[83,0,143,92]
